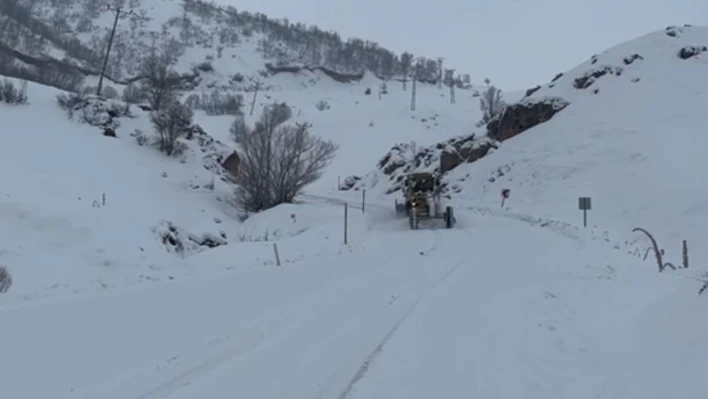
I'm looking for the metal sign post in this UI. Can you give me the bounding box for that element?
[501,188,510,207]
[578,197,591,227]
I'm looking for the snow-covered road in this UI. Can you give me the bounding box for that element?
[2,211,702,399]
[2,212,463,399]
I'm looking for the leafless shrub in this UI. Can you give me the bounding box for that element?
[315,99,330,111]
[122,83,146,104]
[56,91,88,117]
[196,90,244,115]
[0,78,28,105]
[149,100,193,156]
[478,82,505,126]
[232,102,337,212]
[0,265,12,294]
[130,128,149,146]
[184,93,200,109]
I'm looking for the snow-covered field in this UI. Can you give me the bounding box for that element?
[2,23,708,399]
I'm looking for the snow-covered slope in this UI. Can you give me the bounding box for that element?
[2,20,708,399]
[352,24,708,268]
[0,62,495,300]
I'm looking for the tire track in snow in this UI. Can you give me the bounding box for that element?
[335,259,466,399]
[95,246,419,399]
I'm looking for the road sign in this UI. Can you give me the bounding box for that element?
[578,197,591,227]
[500,188,510,207]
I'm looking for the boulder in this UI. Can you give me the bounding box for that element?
[678,46,707,59]
[487,97,569,142]
[439,138,497,174]
[221,151,240,178]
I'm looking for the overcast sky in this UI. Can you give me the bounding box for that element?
[220,0,708,90]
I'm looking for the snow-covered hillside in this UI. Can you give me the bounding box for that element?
[0,58,499,300]
[2,13,708,399]
[351,24,708,270]
[0,0,482,93]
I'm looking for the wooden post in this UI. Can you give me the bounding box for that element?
[344,203,348,244]
[362,189,366,213]
[102,192,106,206]
[273,243,280,266]
[683,240,688,268]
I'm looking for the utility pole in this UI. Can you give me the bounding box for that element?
[249,79,260,115]
[410,61,419,111]
[97,4,131,96]
[437,57,443,89]
[448,68,456,104]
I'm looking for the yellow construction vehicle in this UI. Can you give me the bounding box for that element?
[394,171,455,229]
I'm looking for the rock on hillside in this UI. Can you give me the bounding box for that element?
[344,95,568,195]
[347,24,708,198]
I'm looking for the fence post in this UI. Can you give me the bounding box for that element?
[102,192,106,206]
[344,203,348,244]
[683,240,688,268]
[273,242,281,266]
[362,189,366,213]
[338,176,341,190]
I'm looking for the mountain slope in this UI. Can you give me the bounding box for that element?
[0,0,478,93]
[2,9,708,399]
[352,24,708,267]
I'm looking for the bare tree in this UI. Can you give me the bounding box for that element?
[232,103,338,212]
[150,100,193,156]
[444,68,455,104]
[138,49,181,111]
[399,52,413,91]
[479,82,505,125]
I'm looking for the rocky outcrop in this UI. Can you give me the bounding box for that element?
[573,66,623,89]
[439,136,497,174]
[623,54,643,65]
[345,96,569,194]
[678,46,707,59]
[486,97,569,142]
[182,124,235,180]
[665,24,692,38]
[264,63,364,83]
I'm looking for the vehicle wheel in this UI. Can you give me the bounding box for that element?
[445,206,454,228]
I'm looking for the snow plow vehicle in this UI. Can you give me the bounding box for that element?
[394,171,455,229]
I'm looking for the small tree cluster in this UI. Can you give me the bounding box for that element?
[83,84,119,99]
[149,100,194,156]
[122,83,147,104]
[0,78,28,105]
[186,90,244,115]
[478,80,505,127]
[0,265,12,294]
[315,99,330,111]
[230,102,338,212]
